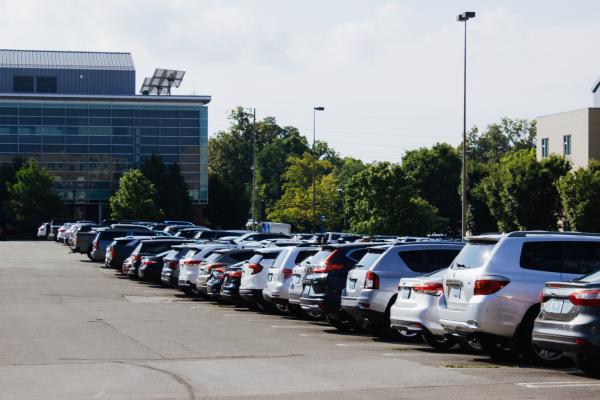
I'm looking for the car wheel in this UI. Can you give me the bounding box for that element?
[478,335,517,361]
[326,314,358,332]
[518,313,568,366]
[86,251,94,261]
[575,356,600,376]
[457,337,483,353]
[273,302,291,315]
[422,330,456,350]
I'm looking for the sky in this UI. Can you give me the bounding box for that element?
[1,0,600,162]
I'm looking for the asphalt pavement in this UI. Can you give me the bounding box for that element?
[1,240,599,399]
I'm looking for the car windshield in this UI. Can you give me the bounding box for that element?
[451,242,496,269]
[577,269,600,283]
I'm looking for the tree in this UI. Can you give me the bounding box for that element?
[206,174,249,229]
[402,143,461,233]
[7,159,62,231]
[480,150,570,231]
[267,152,342,232]
[109,169,163,220]
[558,160,600,231]
[0,156,25,228]
[344,162,439,235]
[141,155,192,219]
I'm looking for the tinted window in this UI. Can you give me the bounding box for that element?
[520,241,600,275]
[308,250,334,266]
[37,77,57,93]
[231,251,254,262]
[579,270,600,283]
[294,250,317,265]
[14,76,34,92]
[347,248,369,262]
[400,249,461,273]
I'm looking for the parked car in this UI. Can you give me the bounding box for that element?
[239,247,284,310]
[37,222,50,239]
[194,230,248,241]
[178,243,236,295]
[299,243,383,329]
[533,269,600,375]
[164,225,198,236]
[105,236,155,269]
[220,263,246,304]
[341,242,463,337]
[89,228,159,261]
[438,231,600,364]
[139,251,173,283]
[160,247,192,287]
[127,239,192,279]
[232,232,291,245]
[195,249,256,296]
[263,245,319,314]
[391,269,459,349]
[175,227,208,239]
[206,261,247,301]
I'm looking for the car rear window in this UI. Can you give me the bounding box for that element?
[295,250,317,265]
[578,269,600,283]
[399,249,461,273]
[451,242,495,270]
[356,249,387,269]
[520,241,600,275]
[308,250,334,266]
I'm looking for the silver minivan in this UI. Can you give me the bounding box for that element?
[341,242,463,337]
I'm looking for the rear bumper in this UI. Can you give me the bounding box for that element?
[300,294,339,314]
[532,318,600,356]
[239,289,264,304]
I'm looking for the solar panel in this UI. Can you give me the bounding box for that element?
[139,68,185,95]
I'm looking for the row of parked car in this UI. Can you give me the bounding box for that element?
[45,220,600,376]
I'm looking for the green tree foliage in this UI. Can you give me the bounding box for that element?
[7,159,62,229]
[0,156,25,228]
[109,169,163,221]
[344,162,439,235]
[402,143,461,233]
[557,160,600,231]
[206,175,249,229]
[267,153,342,232]
[480,150,570,231]
[141,155,191,219]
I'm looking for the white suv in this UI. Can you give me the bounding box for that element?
[438,231,600,364]
[263,245,319,313]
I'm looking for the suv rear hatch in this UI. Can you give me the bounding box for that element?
[443,239,498,311]
[345,247,388,298]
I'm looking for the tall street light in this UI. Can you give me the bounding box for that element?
[457,11,475,240]
[313,106,325,233]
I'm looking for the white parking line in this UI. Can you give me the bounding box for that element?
[517,381,600,389]
[271,325,315,329]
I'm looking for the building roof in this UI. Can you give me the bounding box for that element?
[0,92,211,105]
[0,49,135,71]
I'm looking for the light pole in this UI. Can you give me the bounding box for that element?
[457,11,475,240]
[312,106,325,233]
[251,108,257,229]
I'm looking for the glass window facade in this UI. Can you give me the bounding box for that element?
[541,138,549,158]
[0,100,208,204]
[563,134,572,156]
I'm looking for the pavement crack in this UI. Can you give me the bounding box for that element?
[95,319,167,360]
[117,361,196,400]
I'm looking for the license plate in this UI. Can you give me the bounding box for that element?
[302,285,311,295]
[449,286,462,300]
[544,298,564,313]
[293,275,301,284]
[349,280,356,290]
[267,274,273,282]
[399,287,411,299]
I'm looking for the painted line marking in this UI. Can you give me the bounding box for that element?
[517,381,600,389]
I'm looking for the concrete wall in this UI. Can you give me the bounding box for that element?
[537,108,590,169]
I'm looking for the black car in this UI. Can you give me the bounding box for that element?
[127,239,193,279]
[299,243,382,331]
[105,236,155,269]
[139,251,173,283]
[533,270,600,375]
[220,264,245,305]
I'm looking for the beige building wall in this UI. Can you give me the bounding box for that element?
[537,109,590,169]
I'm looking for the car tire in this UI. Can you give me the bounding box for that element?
[478,335,517,361]
[575,356,600,376]
[422,330,456,350]
[326,314,358,332]
[273,302,291,315]
[518,313,568,366]
[457,337,483,353]
[86,251,94,261]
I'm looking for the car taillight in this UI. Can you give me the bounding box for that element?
[473,276,510,296]
[227,270,242,279]
[169,260,178,270]
[279,268,293,282]
[568,290,600,307]
[111,247,116,258]
[247,263,262,275]
[134,255,141,262]
[143,260,158,265]
[93,240,99,250]
[206,263,226,273]
[364,271,380,289]
[413,282,443,296]
[182,259,201,265]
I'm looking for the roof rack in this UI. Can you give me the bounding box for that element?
[507,231,600,238]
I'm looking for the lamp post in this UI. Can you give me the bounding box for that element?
[251,108,257,229]
[457,11,475,240]
[312,106,325,233]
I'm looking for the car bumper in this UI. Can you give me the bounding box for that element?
[532,318,600,356]
[239,289,264,304]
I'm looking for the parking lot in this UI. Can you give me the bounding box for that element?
[1,241,599,400]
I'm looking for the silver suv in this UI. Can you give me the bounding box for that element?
[438,231,600,364]
[341,242,463,337]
